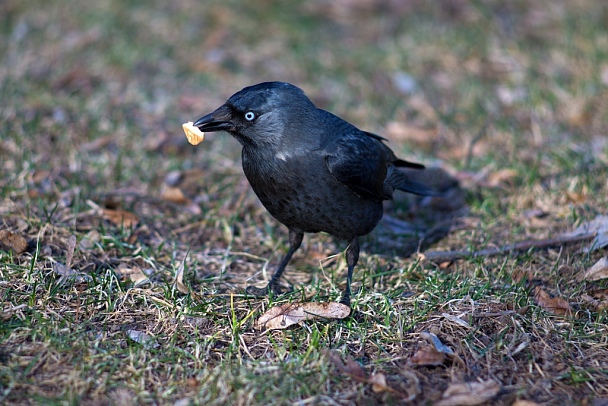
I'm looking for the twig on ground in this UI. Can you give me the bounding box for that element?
[419,232,596,263]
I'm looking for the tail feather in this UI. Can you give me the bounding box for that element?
[386,168,442,197]
[393,158,425,170]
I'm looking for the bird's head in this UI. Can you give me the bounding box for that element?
[193,82,316,148]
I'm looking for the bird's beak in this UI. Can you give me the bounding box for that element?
[193,104,233,132]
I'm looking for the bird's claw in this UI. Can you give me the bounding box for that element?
[338,296,351,307]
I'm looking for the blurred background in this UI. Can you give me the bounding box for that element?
[3,0,606,189]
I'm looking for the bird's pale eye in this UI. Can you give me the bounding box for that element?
[244,111,256,121]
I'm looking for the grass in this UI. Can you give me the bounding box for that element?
[2,0,608,404]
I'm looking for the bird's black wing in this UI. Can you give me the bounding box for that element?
[362,131,424,170]
[324,132,388,202]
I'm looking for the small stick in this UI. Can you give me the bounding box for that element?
[419,232,596,263]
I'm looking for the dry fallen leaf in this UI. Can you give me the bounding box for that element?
[324,350,365,379]
[343,356,366,381]
[565,215,608,252]
[590,288,608,301]
[53,235,90,284]
[116,263,149,285]
[161,185,190,204]
[256,301,350,330]
[436,380,500,406]
[410,346,446,366]
[579,294,608,312]
[0,230,28,254]
[368,373,389,393]
[533,287,572,317]
[565,191,587,204]
[102,209,139,228]
[174,258,190,295]
[580,289,608,312]
[324,350,414,400]
[577,257,608,282]
[410,331,454,366]
[78,230,101,250]
[512,269,534,284]
[174,253,201,300]
[486,168,519,188]
[160,185,202,215]
[182,121,205,145]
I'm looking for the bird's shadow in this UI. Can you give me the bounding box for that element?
[361,167,467,258]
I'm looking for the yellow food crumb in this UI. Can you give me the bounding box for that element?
[182,121,205,145]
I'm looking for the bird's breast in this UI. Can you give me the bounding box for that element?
[241,150,382,240]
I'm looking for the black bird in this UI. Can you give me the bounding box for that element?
[194,82,435,306]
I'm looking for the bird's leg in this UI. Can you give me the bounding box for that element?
[339,238,360,307]
[245,229,303,297]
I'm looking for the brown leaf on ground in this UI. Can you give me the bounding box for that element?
[0,230,28,254]
[410,345,446,366]
[512,269,534,284]
[256,302,350,330]
[324,350,366,381]
[486,168,519,188]
[160,186,202,215]
[565,191,587,204]
[53,236,90,284]
[174,259,190,295]
[436,380,500,406]
[577,257,608,282]
[101,209,139,228]
[368,373,389,393]
[161,186,190,204]
[53,261,79,279]
[324,350,412,399]
[586,289,608,311]
[533,287,572,317]
[343,357,366,381]
[410,331,455,366]
[579,294,608,312]
[591,289,608,301]
[78,230,101,251]
[174,255,201,300]
[565,215,608,252]
[115,263,149,285]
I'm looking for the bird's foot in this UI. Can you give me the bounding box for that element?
[338,295,351,307]
[245,284,280,297]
